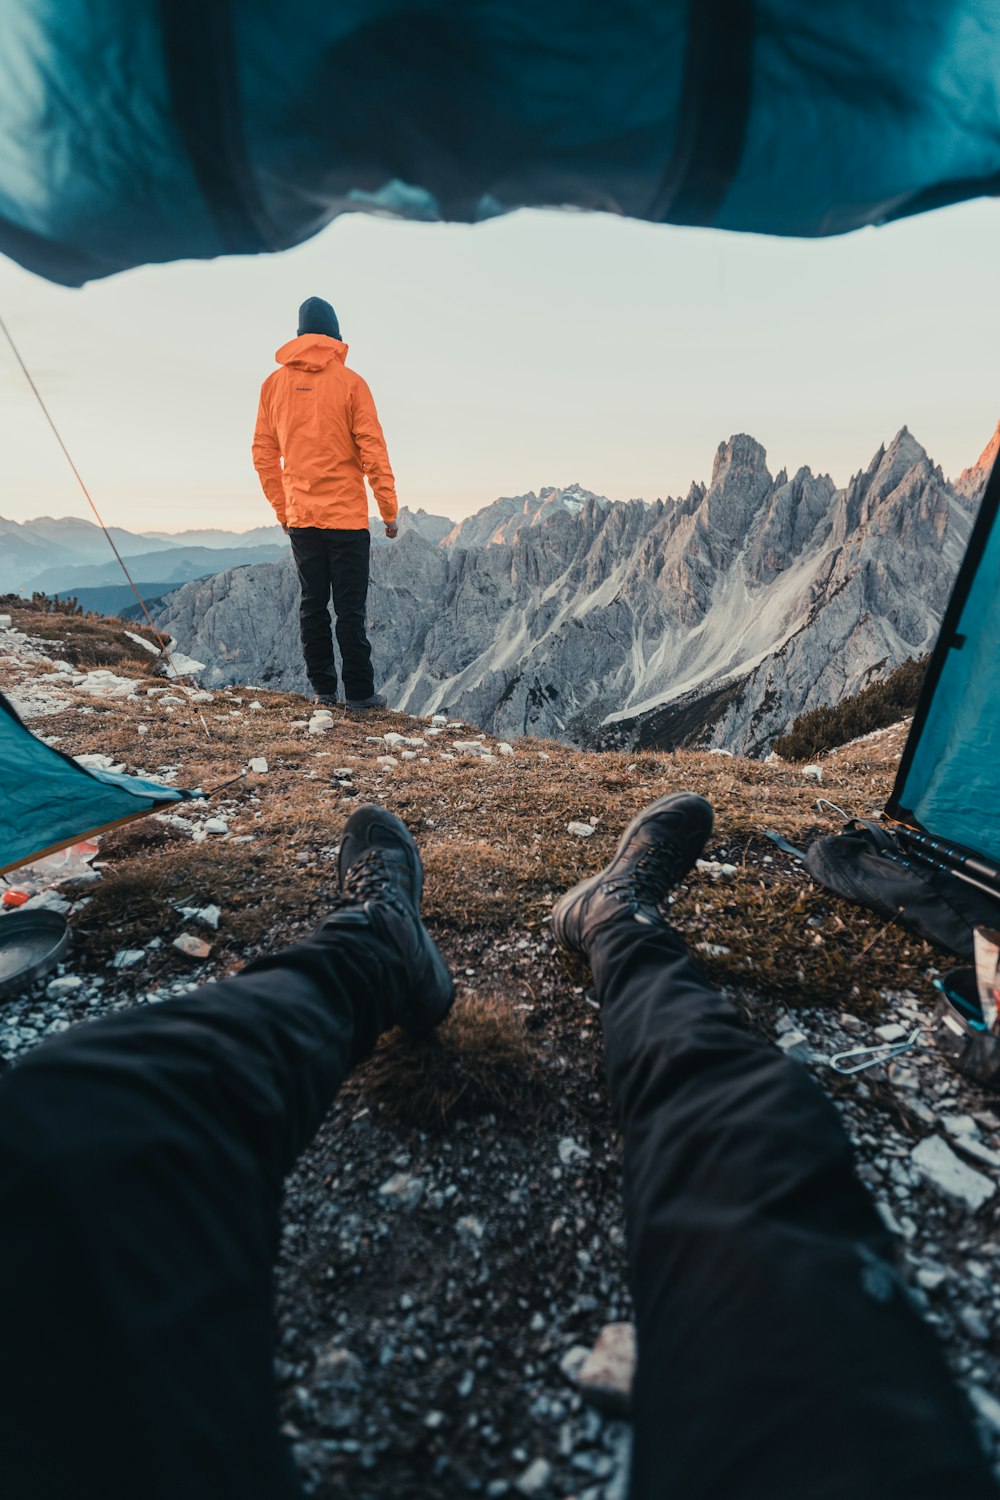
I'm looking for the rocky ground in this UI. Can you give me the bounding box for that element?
[1,599,999,1498]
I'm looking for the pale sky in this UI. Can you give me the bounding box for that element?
[0,199,998,533]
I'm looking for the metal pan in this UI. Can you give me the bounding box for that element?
[0,909,71,999]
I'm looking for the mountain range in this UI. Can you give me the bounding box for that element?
[155,423,997,754]
[0,512,291,602]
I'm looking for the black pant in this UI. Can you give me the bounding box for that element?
[591,921,996,1500]
[289,527,374,700]
[0,920,993,1500]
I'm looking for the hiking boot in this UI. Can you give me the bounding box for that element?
[319,805,454,1031]
[314,693,339,706]
[551,793,714,956]
[345,693,387,713]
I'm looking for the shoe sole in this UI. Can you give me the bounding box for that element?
[551,793,713,953]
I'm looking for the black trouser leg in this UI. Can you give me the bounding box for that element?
[0,924,406,1500]
[328,529,375,701]
[589,920,995,1500]
[289,526,338,696]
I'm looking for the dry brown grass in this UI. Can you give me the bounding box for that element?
[356,991,543,1130]
[1,602,940,1120]
[2,597,164,672]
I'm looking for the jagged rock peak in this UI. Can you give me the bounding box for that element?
[953,418,1000,499]
[710,433,769,485]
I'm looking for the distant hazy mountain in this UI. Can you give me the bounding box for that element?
[32,543,288,595]
[158,426,986,754]
[144,524,287,549]
[0,514,178,592]
[0,514,290,596]
[368,506,456,546]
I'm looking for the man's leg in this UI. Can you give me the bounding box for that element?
[593,923,996,1500]
[289,526,338,696]
[0,808,453,1500]
[328,528,375,702]
[552,794,995,1500]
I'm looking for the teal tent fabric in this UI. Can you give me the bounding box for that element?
[887,460,1000,867]
[1,1,999,286]
[0,690,195,874]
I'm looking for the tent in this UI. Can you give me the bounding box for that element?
[1,3,1000,286]
[0,689,196,877]
[1,1,999,919]
[884,446,1000,890]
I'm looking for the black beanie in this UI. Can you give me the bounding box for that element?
[297,296,341,340]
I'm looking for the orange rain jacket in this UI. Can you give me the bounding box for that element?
[252,335,398,530]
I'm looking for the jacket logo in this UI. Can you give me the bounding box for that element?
[295,385,314,391]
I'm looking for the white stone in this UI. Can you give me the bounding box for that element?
[497,742,515,756]
[776,1030,811,1060]
[124,630,162,656]
[452,740,492,757]
[46,975,84,998]
[202,817,229,835]
[400,750,417,761]
[968,1383,1000,1437]
[192,904,221,931]
[910,1135,995,1211]
[0,614,11,629]
[164,650,206,678]
[874,1023,907,1043]
[802,764,824,783]
[172,932,212,961]
[941,1113,979,1138]
[378,1172,424,1210]
[248,758,268,774]
[558,1137,590,1166]
[516,1458,553,1496]
[112,949,146,969]
[559,1345,590,1383]
[22,891,71,915]
[570,1323,637,1415]
[951,1135,1000,1171]
[74,753,116,771]
[567,821,596,838]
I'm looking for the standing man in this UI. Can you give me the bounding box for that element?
[252,296,398,711]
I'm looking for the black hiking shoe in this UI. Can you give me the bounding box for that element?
[320,805,454,1031]
[345,693,387,713]
[551,793,714,956]
[314,693,339,706]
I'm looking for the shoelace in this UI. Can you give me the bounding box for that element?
[330,848,393,910]
[613,838,686,910]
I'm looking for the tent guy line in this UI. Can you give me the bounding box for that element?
[0,309,211,741]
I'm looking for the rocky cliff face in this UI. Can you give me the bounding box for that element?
[157,427,981,754]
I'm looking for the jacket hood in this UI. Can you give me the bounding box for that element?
[274,334,349,372]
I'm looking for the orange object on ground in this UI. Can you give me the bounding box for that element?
[252,336,398,531]
[2,889,29,907]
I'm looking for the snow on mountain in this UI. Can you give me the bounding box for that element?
[156,427,983,755]
[441,485,608,549]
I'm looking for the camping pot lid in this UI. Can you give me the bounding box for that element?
[0,909,71,998]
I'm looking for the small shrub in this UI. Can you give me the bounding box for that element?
[774,657,928,761]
